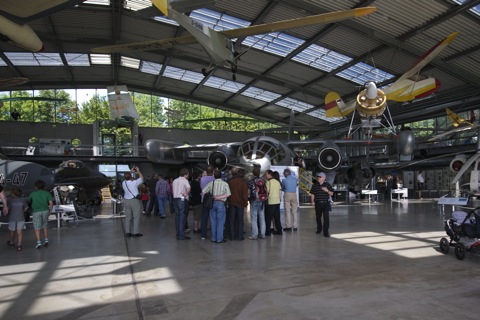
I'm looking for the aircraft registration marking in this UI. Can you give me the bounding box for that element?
[0,172,28,186]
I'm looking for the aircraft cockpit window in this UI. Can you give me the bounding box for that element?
[238,139,286,165]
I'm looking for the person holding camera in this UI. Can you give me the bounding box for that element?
[122,167,144,237]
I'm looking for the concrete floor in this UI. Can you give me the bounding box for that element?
[1,199,479,320]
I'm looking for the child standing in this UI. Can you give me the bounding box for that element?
[27,180,53,249]
[140,183,149,213]
[7,188,28,251]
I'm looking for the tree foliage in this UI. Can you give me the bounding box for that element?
[1,89,277,132]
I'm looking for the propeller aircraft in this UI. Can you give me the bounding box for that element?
[92,0,376,80]
[325,32,459,138]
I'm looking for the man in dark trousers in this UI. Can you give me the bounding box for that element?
[310,172,334,237]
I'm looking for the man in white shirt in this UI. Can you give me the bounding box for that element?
[172,168,191,240]
[122,167,144,237]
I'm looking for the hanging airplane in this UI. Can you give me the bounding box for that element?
[325,32,459,137]
[0,0,86,52]
[92,0,376,80]
[428,108,479,142]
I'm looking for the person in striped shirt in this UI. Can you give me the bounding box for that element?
[202,170,231,243]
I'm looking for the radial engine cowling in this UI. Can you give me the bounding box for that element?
[317,141,342,171]
[208,145,237,171]
[450,154,467,172]
[356,82,387,117]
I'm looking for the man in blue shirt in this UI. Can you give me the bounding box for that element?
[281,168,298,231]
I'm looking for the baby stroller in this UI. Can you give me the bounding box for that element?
[439,208,480,260]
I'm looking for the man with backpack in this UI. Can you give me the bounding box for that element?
[247,167,267,240]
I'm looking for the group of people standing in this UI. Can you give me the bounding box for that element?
[119,165,336,243]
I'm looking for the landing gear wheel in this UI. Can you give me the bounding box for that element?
[202,68,209,77]
[454,242,466,260]
[439,238,449,254]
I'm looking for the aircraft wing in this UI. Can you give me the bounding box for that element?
[91,35,198,54]
[92,7,375,54]
[220,7,376,39]
[395,32,458,83]
[427,125,479,142]
[0,0,86,24]
[0,77,29,89]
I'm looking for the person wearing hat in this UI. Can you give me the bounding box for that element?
[310,172,334,237]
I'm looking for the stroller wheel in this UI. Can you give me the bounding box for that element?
[439,238,449,254]
[455,242,466,260]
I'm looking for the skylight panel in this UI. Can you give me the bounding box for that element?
[337,62,394,85]
[293,44,352,72]
[4,52,63,66]
[241,87,282,103]
[124,0,151,11]
[277,97,312,112]
[121,56,140,69]
[140,61,163,75]
[90,54,111,65]
[190,9,250,31]
[243,32,304,57]
[65,53,90,66]
[451,0,480,17]
[84,0,110,6]
[204,77,243,93]
[164,66,203,83]
[153,16,179,26]
[307,109,337,122]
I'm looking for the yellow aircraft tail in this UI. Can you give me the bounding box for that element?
[325,92,353,118]
[151,0,169,16]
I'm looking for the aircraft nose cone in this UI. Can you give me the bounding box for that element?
[365,82,378,99]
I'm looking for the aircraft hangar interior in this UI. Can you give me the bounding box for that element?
[1,1,480,319]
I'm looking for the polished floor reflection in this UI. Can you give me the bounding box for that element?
[0,200,479,320]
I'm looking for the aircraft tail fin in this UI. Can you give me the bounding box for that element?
[325,92,351,118]
[151,0,169,17]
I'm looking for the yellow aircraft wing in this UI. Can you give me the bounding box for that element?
[92,7,376,54]
[220,7,376,39]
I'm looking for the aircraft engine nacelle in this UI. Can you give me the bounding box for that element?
[144,139,186,165]
[0,15,44,52]
[450,154,467,172]
[208,145,237,171]
[356,82,387,117]
[317,141,342,171]
[397,129,415,161]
